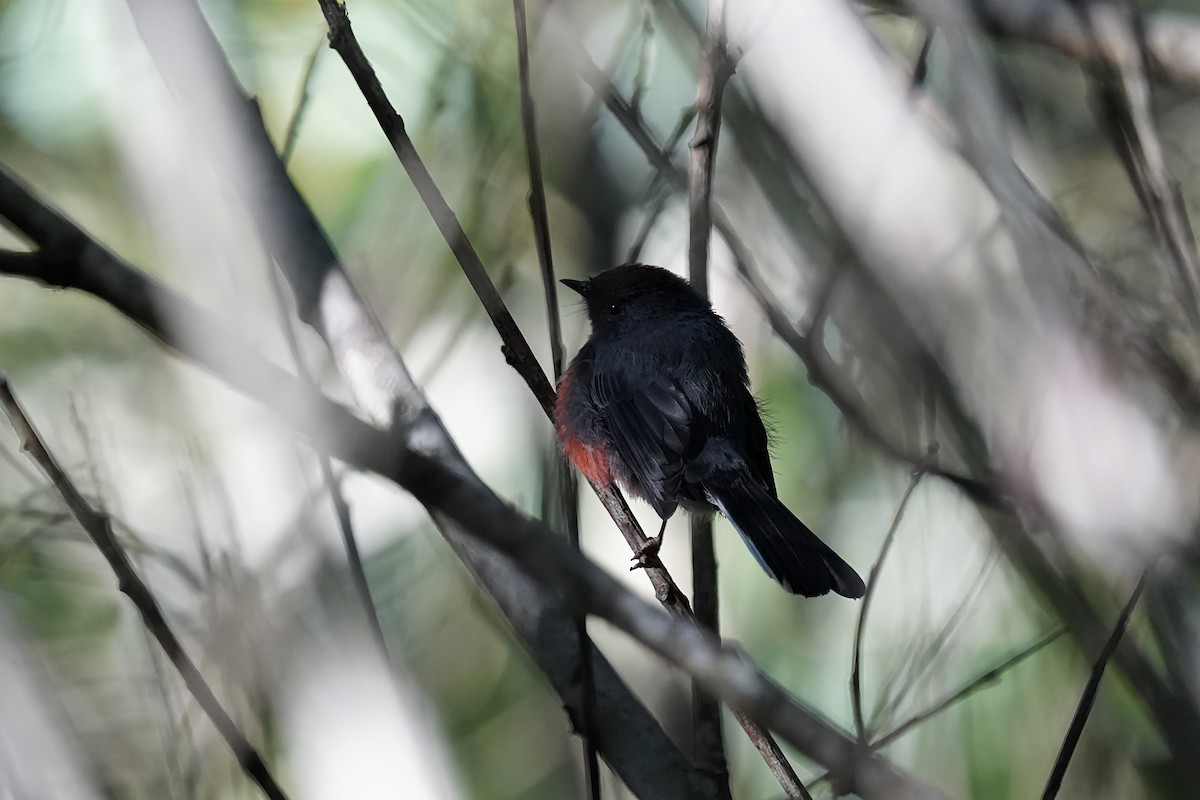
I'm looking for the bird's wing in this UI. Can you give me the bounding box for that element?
[593,368,695,519]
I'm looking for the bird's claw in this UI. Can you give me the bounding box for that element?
[629,533,664,571]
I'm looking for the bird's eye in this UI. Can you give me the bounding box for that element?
[605,303,623,320]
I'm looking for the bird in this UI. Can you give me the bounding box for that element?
[555,264,864,599]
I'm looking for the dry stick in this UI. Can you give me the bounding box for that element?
[1041,573,1149,800]
[871,555,999,728]
[1080,5,1200,331]
[685,3,738,800]
[513,0,564,382]
[312,0,693,617]
[626,107,696,263]
[850,471,924,743]
[510,2,600,796]
[280,36,324,165]
[0,378,289,800]
[807,627,1067,791]
[875,627,1066,750]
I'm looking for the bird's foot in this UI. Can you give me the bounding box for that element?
[629,521,668,571]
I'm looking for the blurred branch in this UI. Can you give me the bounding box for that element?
[851,471,924,743]
[1041,572,1148,800]
[877,627,1067,750]
[626,107,695,263]
[809,627,1067,791]
[1082,3,1200,330]
[0,168,948,800]
[511,2,599,795]
[280,36,324,165]
[0,377,290,800]
[734,255,998,506]
[902,1,1200,88]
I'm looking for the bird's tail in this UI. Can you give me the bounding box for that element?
[708,480,865,599]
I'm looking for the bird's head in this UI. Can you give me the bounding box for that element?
[560,264,710,339]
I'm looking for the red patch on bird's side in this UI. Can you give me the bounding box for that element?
[562,437,613,485]
[555,368,613,486]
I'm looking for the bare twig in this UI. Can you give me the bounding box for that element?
[511,1,599,794]
[876,627,1066,750]
[1082,4,1200,330]
[686,1,738,796]
[913,1,1200,88]
[281,36,324,165]
[625,107,695,263]
[851,471,924,742]
[808,627,1067,791]
[1041,573,1149,800]
[0,377,290,800]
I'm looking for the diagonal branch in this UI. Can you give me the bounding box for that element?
[851,471,924,743]
[0,378,290,800]
[1041,572,1149,800]
[1082,3,1200,331]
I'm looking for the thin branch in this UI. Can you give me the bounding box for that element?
[851,471,924,743]
[686,0,738,796]
[511,2,599,795]
[1041,572,1149,800]
[870,554,999,729]
[917,0,1200,88]
[513,0,564,381]
[281,35,324,165]
[625,106,695,263]
[0,377,290,800]
[807,627,1067,792]
[1082,4,1200,331]
[315,0,552,411]
[875,627,1066,750]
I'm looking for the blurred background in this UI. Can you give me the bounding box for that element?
[2,0,1200,798]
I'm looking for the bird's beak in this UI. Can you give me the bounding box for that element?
[560,278,590,297]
